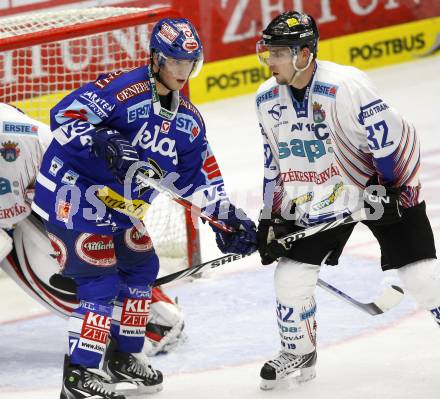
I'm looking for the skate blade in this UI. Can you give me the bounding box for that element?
[113,381,163,396]
[260,367,316,391]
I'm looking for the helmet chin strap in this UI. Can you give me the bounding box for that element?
[288,52,314,86]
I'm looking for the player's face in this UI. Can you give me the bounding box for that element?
[257,44,296,84]
[257,43,311,85]
[158,56,195,91]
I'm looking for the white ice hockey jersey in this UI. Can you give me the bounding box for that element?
[256,60,420,227]
[0,104,52,229]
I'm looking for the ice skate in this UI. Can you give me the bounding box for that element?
[60,356,125,399]
[105,351,163,395]
[260,350,317,390]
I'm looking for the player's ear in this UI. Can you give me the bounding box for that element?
[301,46,311,60]
[151,51,160,71]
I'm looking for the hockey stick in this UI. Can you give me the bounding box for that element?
[154,209,404,316]
[135,172,233,233]
[317,279,404,315]
[154,253,404,316]
[155,209,367,286]
[275,208,367,249]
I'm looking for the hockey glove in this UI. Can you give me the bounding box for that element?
[92,128,139,184]
[211,203,257,255]
[257,207,302,265]
[363,176,403,226]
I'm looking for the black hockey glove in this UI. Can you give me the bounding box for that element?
[92,128,139,184]
[257,207,302,265]
[363,176,403,226]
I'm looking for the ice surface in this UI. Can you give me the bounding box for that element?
[1,56,439,398]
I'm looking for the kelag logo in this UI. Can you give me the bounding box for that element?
[350,33,425,61]
[206,67,271,92]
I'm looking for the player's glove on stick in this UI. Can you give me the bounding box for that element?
[92,128,139,184]
[257,207,302,265]
[363,176,403,226]
[211,203,257,255]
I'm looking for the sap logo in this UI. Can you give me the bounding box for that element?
[312,81,338,98]
[3,122,38,135]
[279,326,300,333]
[268,104,287,121]
[127,100,152,123]
[132,122,178,165]
[176,113,200,142]
[256,86,279,106]
[0,178,11,195]
[279,138,326,163]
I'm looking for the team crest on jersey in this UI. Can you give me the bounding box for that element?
[312,102,326,123]
[160,120,171,134]
[0,141,20,162]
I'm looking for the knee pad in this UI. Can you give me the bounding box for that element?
[398,258,440,309]
[76,273,121,303]
[119,252,160,287]
[274,259,320,305]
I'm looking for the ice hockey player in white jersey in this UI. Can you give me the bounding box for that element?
[0,103,52,232]
[255,11,438,390]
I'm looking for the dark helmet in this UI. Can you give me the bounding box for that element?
[262,11,319,55]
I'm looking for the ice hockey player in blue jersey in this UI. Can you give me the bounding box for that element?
[32,17,257,399]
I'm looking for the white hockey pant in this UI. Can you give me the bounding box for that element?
[274,259,319,355]
[397,258,440,326]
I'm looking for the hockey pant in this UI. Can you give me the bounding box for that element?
[274,259,319,355]
[44,221,159,368]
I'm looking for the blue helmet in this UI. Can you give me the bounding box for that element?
[150,18,203,61]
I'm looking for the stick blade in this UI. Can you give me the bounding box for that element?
[371,285,404,314]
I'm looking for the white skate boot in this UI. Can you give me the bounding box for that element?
[260,350,317,390]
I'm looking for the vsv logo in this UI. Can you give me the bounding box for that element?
[279,138,326,163]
